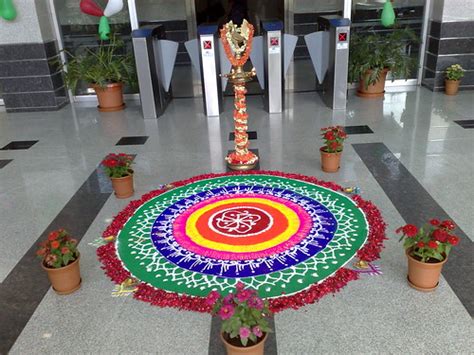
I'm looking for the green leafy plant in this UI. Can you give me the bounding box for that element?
[60,34,136,93]
[445,64,465,81]
[37,229,79,268]
[320,126,347,153]
[397,219,460,263]
[349,27,419,88]
[207,283,272,347]
[102,153,134,178]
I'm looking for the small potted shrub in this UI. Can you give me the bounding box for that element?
[37,229,81,294]
[60,35,136,112]
[102,153,134,198]
[349,28,418,97]
[320,126,347,173]
[207,282,272,355]
[397,219,460,291]
[444,64,465,95]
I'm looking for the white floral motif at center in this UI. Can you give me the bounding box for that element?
[209,206,273,237]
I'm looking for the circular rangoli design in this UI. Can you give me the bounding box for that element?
[97,171,386,312]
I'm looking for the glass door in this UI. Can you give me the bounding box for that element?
[129,0,198,98]
[351,0,427,86]
[286,0,345,92]
[52,0,136,97]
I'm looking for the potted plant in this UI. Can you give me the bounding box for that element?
[320,126,347,173]
[349,28,418,98]
[102,153,134,198]
[37,229,81,295]
[397,219,460,291]
[61,35,136,112]
[444,64,465,95]
[207,282,272,355]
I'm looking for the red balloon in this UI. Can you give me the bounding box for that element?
[80,0,104,17]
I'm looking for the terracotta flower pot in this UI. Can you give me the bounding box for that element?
[42,254,81,295]
[406,249,447,292]
[220,332,267,355]
[320,147,342,173]
[445,79,460,95]
[111,171,134,198]
[356,69,389,98]
[92,82,125,112]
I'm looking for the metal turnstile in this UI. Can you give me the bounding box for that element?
[262,20,283,113]
[250,23,297,114]
[305,16,351,110]
[132,25,178,119]
[197,25,223,117]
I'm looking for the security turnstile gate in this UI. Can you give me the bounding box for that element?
[305,15,351,110]
[132,25,178,119]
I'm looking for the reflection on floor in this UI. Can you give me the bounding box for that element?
[0,88,473,354]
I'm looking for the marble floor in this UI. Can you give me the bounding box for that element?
[0,87,473,354]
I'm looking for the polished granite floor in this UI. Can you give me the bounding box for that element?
[0,87,473,354]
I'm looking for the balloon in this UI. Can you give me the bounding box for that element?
[98,16,110,40]
[80,0,103,17]
[0,0,17,21]
[381,0,396,27]
[103,0,123,17]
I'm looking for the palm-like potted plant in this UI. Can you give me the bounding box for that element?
[320,126,347,173]
[37,229,81,295]
[61,35,136,112]
[397,219,460,291]
[444,64,465,95]
[102,153,134,198]
[349,28,418,97]
[207,282,272,355]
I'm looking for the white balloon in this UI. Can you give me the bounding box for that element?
[103,0,123,17]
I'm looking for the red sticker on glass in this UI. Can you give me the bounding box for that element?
[338,33,347,42]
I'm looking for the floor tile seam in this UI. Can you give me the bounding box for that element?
[0,156,116,353]
[352,142,474,317]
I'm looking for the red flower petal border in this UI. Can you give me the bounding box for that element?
[97,170,387,313]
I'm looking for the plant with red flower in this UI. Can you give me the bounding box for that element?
[320,126,347,153]
[101,153,134,178]
[429,219,440,226]
[395,224,418,237]
[209,283,272,347]
[439,220,455,231]
[36,229,79,268]
[397,219,460,263]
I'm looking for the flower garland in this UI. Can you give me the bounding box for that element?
[226,84,258,165]
[97,171,387,313]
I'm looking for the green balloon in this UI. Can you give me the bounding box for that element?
[98,16,110,40]
[0,0,17,21]
[381,0,395,27]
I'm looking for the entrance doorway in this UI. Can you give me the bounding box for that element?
[194,0,284,95]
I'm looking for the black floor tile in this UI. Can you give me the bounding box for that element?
[454,119,474,129]
[344,125,374,134]
[226,149,260,172]
[353,142,474,317]
[1,140,38,150]
[0,159,13,169]
[229,131,258,141]
[0,159,115,354]
[116,136,149,145]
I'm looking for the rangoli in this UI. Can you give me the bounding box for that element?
[97,171,386,312]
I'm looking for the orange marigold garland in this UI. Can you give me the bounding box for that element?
[220,20,258,167]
